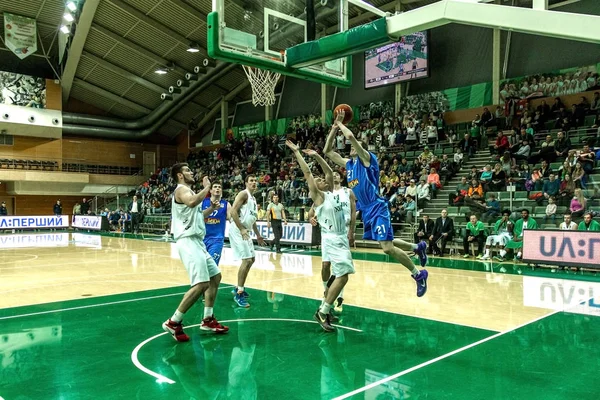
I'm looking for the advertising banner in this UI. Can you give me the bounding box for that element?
[0,215,68,230]
[523,229,600,268]
[224,221,314,245]
[3,13,37,60]
[72,215,105,231]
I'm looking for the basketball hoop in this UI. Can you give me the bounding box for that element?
[242,65,281,107]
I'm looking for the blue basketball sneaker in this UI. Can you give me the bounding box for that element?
[231,288,250,298]
[416,241,428,267]
[234,293,250,308]
[413,269,428,297]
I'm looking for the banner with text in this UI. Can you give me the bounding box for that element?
[0,215,68,230]
[72,215,105,231]
[3,13,37,60]
[523,229,600,268]
[224,221,314,245]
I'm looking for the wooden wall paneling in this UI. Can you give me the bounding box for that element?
[61,137,158,167]
[0,136,62,163]
[14,195,83,216]
[45,79,62,111]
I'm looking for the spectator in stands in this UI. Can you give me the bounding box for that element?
[416,179,430,211]
[578,144,596,175]
[570,188,586,217]
[454,147,464,168]
[506,209,538,261]
[559,174,576,206]
[591,92,600,114]
[400,194,416,223]
[479,164,493,191]
[458,133,475,157]
[572,162,587,189]
[414,214,434,248]
[513,139,531,161]
[570,103,586,127]
[427,167,442,198]
[449,176,469,206]
[464,179,484,211]
[481,193,500,222]
[489,163,507,192]
[491,131,510,156]
[559,212,578,230]
[80,198,90,215]
[578,212,600,231]
[543,196,557,224]
[439,154,455,185]
[463,214,486,258]
[554,131,571,160]
[0,201,7,216]
[430,209,454,257]
[53,200,62,216]
[541,173,560,203]
[73,202,81,215]
[406,179,418,199]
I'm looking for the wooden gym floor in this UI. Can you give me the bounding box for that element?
[1,231,599,399]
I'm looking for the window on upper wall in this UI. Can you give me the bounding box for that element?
[0,133,14,145]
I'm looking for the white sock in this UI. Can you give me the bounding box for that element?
[499,249,506,257]
[484,248,490,257]
[411,267,419,276]
[517,251,522,258]
[171,309,184,323]
[338,288,345,299]
[322,281,328,290]
[411,243,418,250]
[237,286,245,293]
[320,302,332,315]
[203,307,213,319]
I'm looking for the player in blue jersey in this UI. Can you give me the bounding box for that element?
[202,182,231,266]
[324,112,429,297]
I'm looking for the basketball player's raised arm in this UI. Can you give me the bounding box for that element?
[286,140,324,206]
[176,176,210,208]
[225,201,232,220]
[324,118,349,168]
[303,149,334,193]
[338,122,370,167]
[348,190,357,246]
[230,190,249,231]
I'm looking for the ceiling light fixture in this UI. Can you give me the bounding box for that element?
[60,25,70,34]
[66,1,77,12]
[63,13,74,22]
[187,43,200,53]
[154,68,168,75]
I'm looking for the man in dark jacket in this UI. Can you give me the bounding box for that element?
[414,214,435,248]
[430,209,454,256]
[53,200,62,215]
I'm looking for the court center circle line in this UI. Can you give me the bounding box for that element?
[131,318,363,384]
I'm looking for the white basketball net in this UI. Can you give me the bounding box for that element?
[242,65,281,107]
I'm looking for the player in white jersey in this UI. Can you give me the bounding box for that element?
[229,174,266,308]
[162,163,228,342]
[559,212,578,230]
[481,210,514,260]
[286,140,354,332]
[308,170,356,314]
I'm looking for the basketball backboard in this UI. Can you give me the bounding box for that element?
[208,0,351,87]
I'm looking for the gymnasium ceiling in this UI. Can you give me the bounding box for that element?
[0,0,583,139]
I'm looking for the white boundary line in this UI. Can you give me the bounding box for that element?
[0,285,234,321]
[131,318,363,384]
[332,301,586,400]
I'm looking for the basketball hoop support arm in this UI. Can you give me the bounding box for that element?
[286,0,600,69]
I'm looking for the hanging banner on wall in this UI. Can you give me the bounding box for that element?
[3,13,38,60]
[0,71,46,107]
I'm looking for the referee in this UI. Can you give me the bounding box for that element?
[266,194,287,253]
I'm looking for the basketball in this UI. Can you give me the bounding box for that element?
[334,104,353,124]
